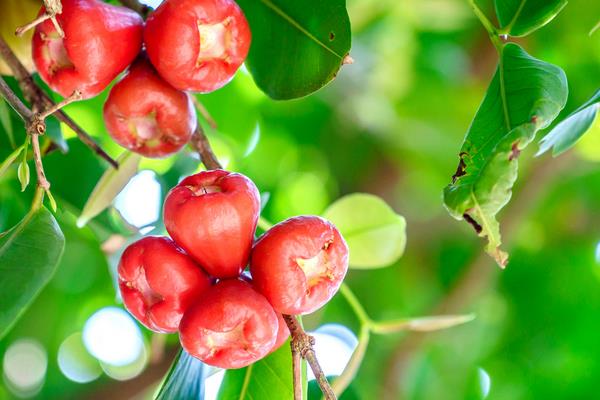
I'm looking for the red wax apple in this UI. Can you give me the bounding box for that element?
[163,170,261,278]
[32,0,143,98]
[179,279,278,368]
[103,59,197,158]
[144,0,251,93]
[250,216,349,315]
[118,236,212,333]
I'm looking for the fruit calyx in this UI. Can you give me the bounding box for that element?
[197,16,234,65]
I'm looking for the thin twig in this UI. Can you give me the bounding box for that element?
[15,0,64,37]
[0,77,33,120]
[283,315,337,400]
[190,127,222,170]
[290,340,302,400]
[0,36,118,169]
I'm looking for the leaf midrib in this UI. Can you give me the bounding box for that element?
[259,0,344,60]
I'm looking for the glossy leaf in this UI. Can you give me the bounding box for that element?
[323,193,406,269]
[155,350,205,400]
[495,0,567,37]
[0,206,65,338]
[538,89,600,156]
[443,43,567,267]
[237,0,352,99]
[0,98,14,147]
[77,151,141,227]
[217,340,294,400]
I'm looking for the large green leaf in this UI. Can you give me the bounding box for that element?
[155,350,205,400]
[0,206,65,339]
[495,0,567,37]
[443,43,567,267]
[0,97,14,148]
[217,340,294,400]
[237,0,352,99]
[538,89,600,156]
[323,193,406,269]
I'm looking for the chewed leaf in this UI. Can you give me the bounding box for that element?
[538,89,600,157]
[77,152,141,227]
[323,193,406,269]
[444,43,567,267]
[495,0,567,37]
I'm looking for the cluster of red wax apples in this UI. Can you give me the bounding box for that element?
[118,170,349,368]
[32,0,250,157]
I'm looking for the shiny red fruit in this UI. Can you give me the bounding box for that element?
[32,0,143,98]
[118,236,212,333]
[163,170,260,278]
[144,0,251,93]
[179,279,278,369]
[250,216,349,315]
[103,59,197,158]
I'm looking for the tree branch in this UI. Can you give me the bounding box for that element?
[0,36,118,169]
[290,340,303,400]
[118,0,151,18]
[190,126,222,170]
[283,314,337,400]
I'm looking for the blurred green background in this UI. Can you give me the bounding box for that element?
[1,0,600,399]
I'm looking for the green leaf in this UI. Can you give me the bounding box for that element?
[0,206,65,339]
[537,89,600,156]
[236,0,352,99]
[0,98,14,148]
[45,189,57,213]
[17,159,30,192]
[77,151,141,227]
[443,43,567,267]
[217,340,294,400]
[45,116,69,153]
[155,350,205,400]
[0,145,24,180]
[323,193,406,269]
[495,0,567,37]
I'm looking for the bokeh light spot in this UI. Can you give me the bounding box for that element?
[114,170,161,228]
[83,307,144,366]
[309,324,358,380]
[3,339,47,398]
[57,333,102,383]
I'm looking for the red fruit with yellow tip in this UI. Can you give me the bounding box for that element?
[118,236,212,333]
[163,170,261,278]
[179,279,278,368]
[32,0,143,99]
[144,0,251,93]
[250,216,349,315]
[103,58,197,158]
